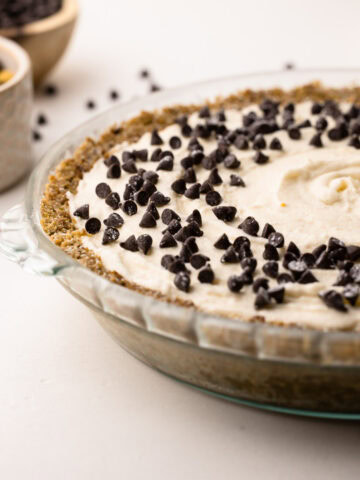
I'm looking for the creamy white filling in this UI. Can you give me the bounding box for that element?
[68,101,360,331]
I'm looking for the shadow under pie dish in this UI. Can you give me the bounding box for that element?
[3,70,360,417]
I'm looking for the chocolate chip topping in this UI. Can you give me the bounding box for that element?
[253,151,269,164]
[309,132,323,148]
[169,136,182,149]
[102,227,119,245]
[160,231,177,248]
[85,218,101,234]
[227,275,243,293]
[139,212,157,228]
[137,234,153,254]
[105,192,121,210]
[263,261,279,278]
[156,156,174,171]
[269,137,283,150]
[120,235,139,252]
[107,163,121,179]
[73,204,89,220]
[205,190,222,206]
[268,232,285,248]
[224,154,240,169]
[183,167,197,183]
[214,233,231,250]
[213,206,237,222]
[96,182,111,199]
[261,223,275,239]
[122,161,138,173]
[186,209,202,226]
[122,200,138,216]
[319,290,347,312]
[208,168,223,185]
[239,216,259,236]
[221,246,239,264]
[253,277,269,292]
[229,174,245,187]
[151,129,163,145]
[263,244,280,261]
[198,266,214,284]
[161,208,181,225]
[104,155,120,167]
[150,191,170,206]
[174,272,191,292]
[146,202,159,220]
[171,178,186,194]
[254,288,270,310]
[190,254,209,269]
[104,213,124,228]
[268,286,285,304]
[184,183,201,199]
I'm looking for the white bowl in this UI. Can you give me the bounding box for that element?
[0,37,33,192]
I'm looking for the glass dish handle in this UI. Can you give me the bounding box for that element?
[0,204,64,275]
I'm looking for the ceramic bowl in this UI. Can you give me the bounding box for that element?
[0,0,78,86]
[0,37,33,192]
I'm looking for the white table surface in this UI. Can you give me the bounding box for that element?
[2,1,360,478]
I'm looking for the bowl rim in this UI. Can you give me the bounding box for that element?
[0,0,78,38]
[21,68,360,366]
[0,36,31,92]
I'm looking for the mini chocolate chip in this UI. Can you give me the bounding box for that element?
[300,253,315,268]
[319,290,347,312]
[263,244,280,261]
[174,272,191,292]
[179,244,192,262]
[171,178,186,195]
[315,117,328,131]
[312,244,326,259]
[164,219,181,235]
[298,119,311,129]
[338,260,354,272]
[253,134,266,150]
[263,261,279,278]
[213,206,237,222]
[202,155,217,170]
[234,135,249,150]
[287,241,301,258]
[190,149,204,164]
[347,245,360,261]
[102,227,119,245]
[169,136,181,149]
[183,167,197,183]
[142,180,156,197]
[133,149,148,162]
[205,190,222,206]
[143,170,159,184]
[160,231,177,248]
[145,202,159,221]
[110,89,119,100]
[139,212,156,228]
[156,156,174,171]
[129,174,144,191]
[105,192,121,210]
[86,100,96,110]
[229,174,245,187]
[85,218,101,234]
[253,151,269,164]
[230,234,247,251]
[122,151,135,163]
[227,275,243,293]
[181,124,193,137]
[328,125,348,141]
[107,163,122,179]
[239,216,259,236]
[188,137,203,151]
[134,190,149,206]
[208,168,223,185]
[200,180,214,194]
[277,273,294,284]
[241,257,257,273]
[253,277,269,293]
[269,137,282,150]
[151,129,163,145]
[214,233,231,250]
[221,246,239,263]
[161,254,175,270]
[150,191,170,206]
[334,271,352,287]
[224,154,240,169]
[199,106,211,118]
[343,284,359,306]
[123,184,135,200]
[298,270,318,284]
[122,200,137,216]
[150,148,161,162]
[96,182,111,199]
[198,266,214,284]
[123,161,138,173]
[268,232,284,248]
[104,213,124,228]
[184,222,203,238]
[309,132,323,148]
[186,209,202,226]
[349,119,360,135]
[268,286,285,303]
[180,156,194,170]
[73,204,89,220]
[162,208,181,225]
[184,237,198,254]
[120,235,139,252]
[137,234,152,254]
[261,223,275,239]
[288,260,307,280]
[190,254,209,269]
[283,252,298,269]
[311,102,323,114]
[288,127,301,140]
[185,183,201,199]
[104,155,120,167]
[328,236,345,251]
[348,135,360,149]
[254,288,270,310]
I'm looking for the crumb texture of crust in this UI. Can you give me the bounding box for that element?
[40,83,360,326]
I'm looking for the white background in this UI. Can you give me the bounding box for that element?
[1,0,360,478]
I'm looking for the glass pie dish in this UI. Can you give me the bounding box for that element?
[2,69,360,419]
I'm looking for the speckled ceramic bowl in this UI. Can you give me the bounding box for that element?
[0,37,33,192]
